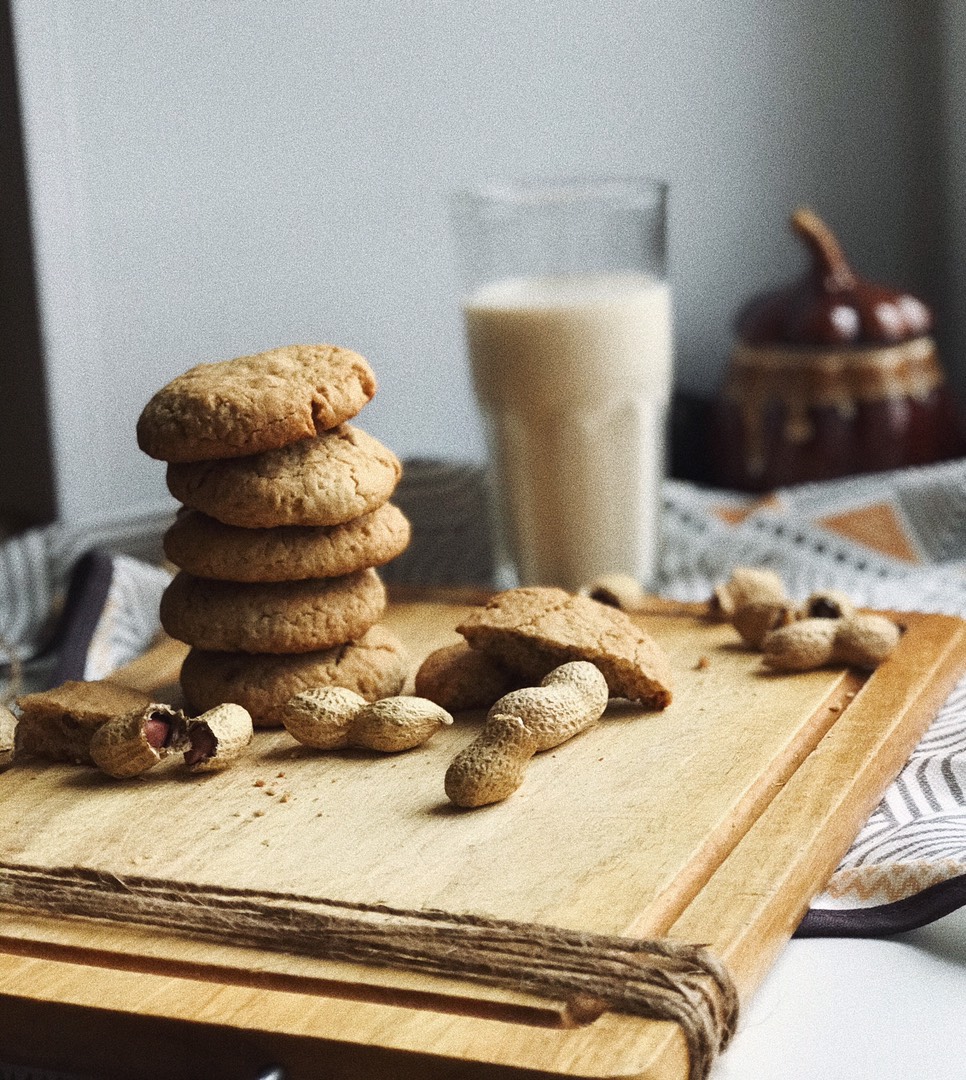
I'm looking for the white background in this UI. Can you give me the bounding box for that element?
[8,0,959,528]
[715,907,966,1079]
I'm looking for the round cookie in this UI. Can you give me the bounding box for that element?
[179,625,410,727]
[160,568,387,654]
[164,504,411,582]
[137,344,377,463]
[166,424,402,528]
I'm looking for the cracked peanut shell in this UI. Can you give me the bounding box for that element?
[456,587,673,707]
[89,704,189,779]
[184,703,253,772]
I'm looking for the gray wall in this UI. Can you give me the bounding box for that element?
[8,0,954,530]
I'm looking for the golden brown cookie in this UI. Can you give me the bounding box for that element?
[456,587,673,708]
[136,344,377,463]
[166,424,402,528]
[413,641,520,712]
[179,624,409,727]
[159,568,387,654]
[163,504,411,582]
[15,680,153,764]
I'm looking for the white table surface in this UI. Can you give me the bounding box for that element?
[712,906,966,1079]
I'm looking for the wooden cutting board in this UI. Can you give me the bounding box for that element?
[1,593,965,1080]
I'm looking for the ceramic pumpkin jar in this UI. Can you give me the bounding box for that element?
[712,209,964,492]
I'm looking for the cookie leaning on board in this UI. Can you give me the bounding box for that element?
[417,585,675,713]
[14,680,156,765]
[412,585,674,808]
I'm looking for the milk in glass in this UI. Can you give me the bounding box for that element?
[465,271,673,589]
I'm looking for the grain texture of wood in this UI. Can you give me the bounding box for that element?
[607,610,966,1076]
[1,597,964,1080]
[1,606,857,933]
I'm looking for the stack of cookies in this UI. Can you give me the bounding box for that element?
[137,344,411,726]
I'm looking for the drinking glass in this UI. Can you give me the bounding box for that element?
[453,177,673,590]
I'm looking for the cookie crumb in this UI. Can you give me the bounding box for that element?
[252,809,266,818]
[695,655,710,670]
[253,778,266,787]
[280,792,291,804]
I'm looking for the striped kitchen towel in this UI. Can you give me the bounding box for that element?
[0,528,171,699]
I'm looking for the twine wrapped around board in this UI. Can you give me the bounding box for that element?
[0,862,738,1080]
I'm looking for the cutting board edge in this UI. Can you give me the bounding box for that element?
[3,605,964,1080]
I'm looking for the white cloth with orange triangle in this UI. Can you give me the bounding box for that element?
[659,460,966,935]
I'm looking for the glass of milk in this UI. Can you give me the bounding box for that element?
[453,178,673,591]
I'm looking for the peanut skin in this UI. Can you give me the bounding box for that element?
[444,714,539,807]
[709,567,788,621]
[579,574,646,613]
[279,687,453,752]
[280,687,368,749]
[762,613,902,672]
[89,705,189,779]
[732,600,797,649]
[722,571,901,674]
[762,619,838,672]
[443,661,608,808]
[489,662,609,751]
[183,703,253,772]
[833,613,902,671]
[799,589,857,621]
[349,697,453,752]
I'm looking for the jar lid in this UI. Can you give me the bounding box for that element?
[736,209,932,347]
